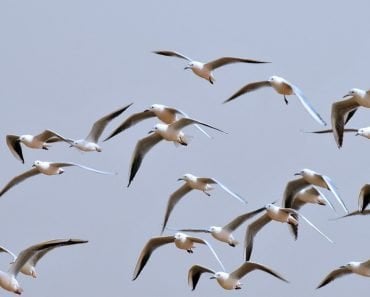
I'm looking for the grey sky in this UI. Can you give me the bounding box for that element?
[1,0,370,296]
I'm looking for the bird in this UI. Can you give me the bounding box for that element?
[188,261,288,291]
[54,103,133,152]
[294,168,348,213]
[0,239,87,278]
[103,103,211,141]
[244,203,332,261]
[0,238,88,294]
[167,206,266,247]
[0,160,115,197]
[127,118,226,187]
[153,50,269,84]
[6,130,65,163]
[161,173,246,233]
[132,232,223,280]
[334,184,370,219]
[224,75,327,126]
[317,259,370,288]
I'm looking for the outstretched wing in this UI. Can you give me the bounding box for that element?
[153,50,192,61]
[317,267,352,289]
[223,206,265,232]
[205,57,269,70]
[187,265,215,291]
[224,81,271,103]
[0,168,40,197]
[6,135,24,163]
[170,118,226,134]
[51,162,115,175]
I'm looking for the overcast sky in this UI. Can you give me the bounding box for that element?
[1,0,370,296]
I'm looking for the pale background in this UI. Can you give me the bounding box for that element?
[0,1,369,296]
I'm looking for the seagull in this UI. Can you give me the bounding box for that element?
[132,232,224,280]
[0,160,115,197]
[245,203,333,261]
[317,259,370,288]
[161,173,246,233]
[168,206,266,246]
[334,184,370,219]
[153,50,269,84]
[6,130,65,163]
[188,261,288,291]
[283,178,336,212]
[294,169,348,213]
[127,118,226,187]
[224,75,327,126]
[56,103,133,152]
[0,238,88,294]
[0,239,87,278]
[103,103,211,141]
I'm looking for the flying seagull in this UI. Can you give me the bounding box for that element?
[317,259,370,289]
[127,118,225,187]
[167,205,265,246]
[0,160,115,197]
[224,75,327,126]
[334,184,370,219]
[103,103,211,141]
[6,130,65,163]
[153,50,269,84]
[132,232,223,280]
[55,103,133,152]
[0,239,87,278]
[244,203,333,261]
[161,173,246,233]
[188,261,288,291]
[0,238,88,294]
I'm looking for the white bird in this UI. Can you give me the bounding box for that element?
[127,118,226,187]
[0,160,115,197]
[56,103,133,152]
[168,206,265,246]
[224,75,327,126]
[132,232,223,280]
[0,238,88,294]
[161,173,246,233]
[245,203,333,261]
[103,103,211,141]
[188,261,288,291]
[283,179,336,212]
[6,130,65,163]
[294,168,348,213]
[0,239,87,278]
[335,184,370,219]
[317,259,370,288]
[153,50,269,84]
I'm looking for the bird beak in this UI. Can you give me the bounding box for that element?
[294,172,301,176]
[148,130,154,134]
[342,93,351,98]
[32,164,36,167]
[210,276,216,279]
[177,178,184,181]
[143,109,149,112]
[184,66,190,70]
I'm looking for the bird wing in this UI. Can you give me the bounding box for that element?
[161,183,193,233]
[317,267,352,289]
[281,208,333,243]
[132,236,175,280]
[244,213,271,261]
[8,239,88,277]
[0,246,17,261]
[290,84,327,126]
[175,228,211,234]
[197,178,246,204]
[153,50,192,61]
[358,184,370,212]
[34,129,69,143]
[86,103,133,143]
[0,168,40,197]
[320,174,348,213]
[282,178,310,208]
[50,162,115,175]
[331,97,359,148]
[169,118,226,134]
[128,133,163,187]
[224,81,271,103]
[172,108,212,138]
[337,209,370,219]
[230,261,288,283]
[187,265,215,291]
[6,135,24,163]
[223,206,266,232]
[103,110,156,142]
[28,239,87,268]
[204,57,269,70]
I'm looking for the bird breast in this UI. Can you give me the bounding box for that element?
[267,208,290,222]
[174,237,193,250]
[216,274,237,290]
[271,81,293,95]
[0,272,21,294]
[155,110,177,124]
[212,229,233,243]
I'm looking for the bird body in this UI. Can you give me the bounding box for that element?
[265,204,297,225]
[179,174,212,192]
[33,160,65,175]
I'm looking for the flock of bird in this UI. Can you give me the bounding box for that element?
[2,49,370,294]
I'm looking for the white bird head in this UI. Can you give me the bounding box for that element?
[149,104,164,112]
[210,271,227,280]
[174,232,186,240]
[32,160,42,167]
[148,123,166,134]
[177,173,195,182]
[184,62,194,70]
[356,127,370,137]
[209,226,221,233]
[294,168,314,177]
[344,88,364,98]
